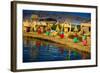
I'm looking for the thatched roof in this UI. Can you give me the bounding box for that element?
[39,18,57,22]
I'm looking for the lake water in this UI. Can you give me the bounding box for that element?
[23,37,90,62]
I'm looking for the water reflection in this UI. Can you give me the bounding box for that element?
[23,37,90,62]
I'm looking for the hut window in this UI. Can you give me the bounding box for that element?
[89,27,91,32]
[68,28,70,32]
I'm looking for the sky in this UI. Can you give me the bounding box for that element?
[23,10,91,25]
